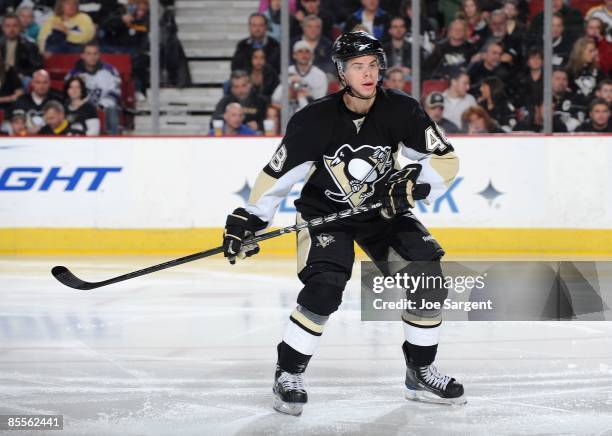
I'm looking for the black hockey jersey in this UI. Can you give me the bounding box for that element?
[246,87,460,223]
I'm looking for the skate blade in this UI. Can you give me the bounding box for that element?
[405,388,467,406]
[273,394,304,416]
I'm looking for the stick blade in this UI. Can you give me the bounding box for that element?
[51,266,96,290]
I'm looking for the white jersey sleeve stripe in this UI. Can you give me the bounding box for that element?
[245,161,314,223]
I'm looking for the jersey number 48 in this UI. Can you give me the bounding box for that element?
[269,144,288,172]
[425,124,449,153]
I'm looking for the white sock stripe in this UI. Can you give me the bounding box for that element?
[403,322,440,346]
[283,320,320,355]
[229,214,248,221]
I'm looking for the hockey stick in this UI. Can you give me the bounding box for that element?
[51,201,383,291]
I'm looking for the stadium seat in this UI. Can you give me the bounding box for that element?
[0,109,4,126]
[51,79,64,92]
[330,25,342,41]
[97,107,106,135]
[44,54,134,106]
[44,54,135,130]
[529,0,543,22]
[423,79,449,95]
[327,80,342,94]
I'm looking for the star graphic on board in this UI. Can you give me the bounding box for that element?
[234,180,251,204]
[477,180,503,207]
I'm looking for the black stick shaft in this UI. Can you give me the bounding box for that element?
[51,202,382,290]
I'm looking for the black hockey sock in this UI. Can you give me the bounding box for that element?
[402,340,438,367]
[277,341,312,374]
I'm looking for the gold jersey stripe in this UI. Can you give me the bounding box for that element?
[430,152,459,187]
[291,308,325,334]
[248,171,278,205]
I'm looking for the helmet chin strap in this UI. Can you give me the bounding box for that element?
[345,86,376,100]
[339,73,376,100]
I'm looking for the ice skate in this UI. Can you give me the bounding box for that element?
[272,367,308,416]
[404,362,467,405]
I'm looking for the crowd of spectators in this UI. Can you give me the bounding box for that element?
[212,0,611,136]
[0,0,156,135]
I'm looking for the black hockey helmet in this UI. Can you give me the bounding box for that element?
[331,31,387,74]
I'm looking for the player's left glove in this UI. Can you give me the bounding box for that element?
[223,208,267,264]
[380,164,431,219]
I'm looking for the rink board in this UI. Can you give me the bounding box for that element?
[0,135,611,255]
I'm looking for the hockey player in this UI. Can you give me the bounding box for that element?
[222,31,464,415]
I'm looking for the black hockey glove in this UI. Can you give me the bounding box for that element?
[223,208,268,264]
[381,164,431,219]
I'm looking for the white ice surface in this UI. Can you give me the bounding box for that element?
[1,257,612,436]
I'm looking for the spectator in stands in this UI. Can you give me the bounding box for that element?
[383,65,406,91]
[16,5,40,41]
[258,0,297,15]
[550,13,573,68]
[462,105,504,133]
[585,16,605,41]
[398,0,436,56]
[287,40,327,99]
[102,0,149,50]
[38,0,95,55]
[424,91,460,134]
[513,100,568,132]
[63,75,99,135]
[271,72,315,117]
[424,18,475,79]
[293,15,334,75]
[513,48,543,110]
[77,0,120,27]
[208,102,257,136]
[382,16,416,79]
[585,0,612,31]
[212,70,267,132]
[584,17,612,75]
[575,97,612,132]
[477,76,517,132]
[529,0,583,42]
[443,67,476,128]
[456,0,487,47]
[502,0,526,42]
[101,0,150,98]
[0,51,24,110]
[293,0,334,40]
[567,36,605,99]
[38,99,82,134]
[68,42,121,134]
[468,40,510,91]
[1,13,43,85]
[264,103,281,135]
[595,78,612,104]
[248,48,279,100]
[11,68,62,134]
[261,0,283,41]
[475,9,523,70]
[232,13,280,74]
[319,0,357,25]
[8,108,27,135]
[552,68,587,131]
[344,0,390,41]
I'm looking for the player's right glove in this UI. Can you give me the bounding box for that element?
[223,208,267,265]
[380,164,431,219]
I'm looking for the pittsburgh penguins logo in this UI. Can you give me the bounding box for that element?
[575,75,597,97]
[323,144,392,207]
